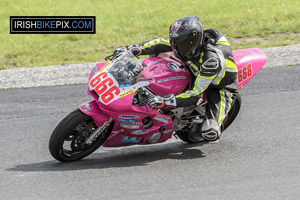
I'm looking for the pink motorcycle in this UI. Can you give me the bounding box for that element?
[49,49,267,162]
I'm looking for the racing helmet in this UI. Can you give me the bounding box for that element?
[169,16,204,61]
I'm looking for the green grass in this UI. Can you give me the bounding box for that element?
[1,0,300,69]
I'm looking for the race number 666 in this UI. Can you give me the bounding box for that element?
[89,72,120,104]
[238,64,252,83]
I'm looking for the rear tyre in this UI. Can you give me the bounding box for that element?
[221,93,241,132]
[175,125,205,144]
[176,94,241,143]
[49,109,113,162]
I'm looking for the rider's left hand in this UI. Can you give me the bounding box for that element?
[148,94,177,110]
[128,45,142,57]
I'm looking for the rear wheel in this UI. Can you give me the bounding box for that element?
[176,94,241,143]
[49,109,113,162]
[221,94,241,132]
[175,124,204,144]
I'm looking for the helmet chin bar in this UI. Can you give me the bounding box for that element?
[177,47,196,62]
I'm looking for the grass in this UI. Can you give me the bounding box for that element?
[1,0,300,69]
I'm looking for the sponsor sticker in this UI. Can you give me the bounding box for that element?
[154,115,169,124]
[98,62,111,73]
[92,121,110,141]
[163,129,173,134]
[122,136,138,143]
[157,76,185,83]
[119,89,136,98]
[119,83,132,88]
[116,118,137,123]
[131,130,149,135]
[80,103,92,111]
[120,122,142,129]
[118,115,140,119]
[167,62,180,71]
[171,21,182,33]
[124,122,142,125]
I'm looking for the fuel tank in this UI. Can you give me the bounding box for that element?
[142,57,192,96]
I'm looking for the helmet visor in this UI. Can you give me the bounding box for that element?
[170,32,200,61]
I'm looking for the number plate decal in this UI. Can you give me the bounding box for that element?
[88,61,149,105]
[89,71,121,105]
[238,63,252,83]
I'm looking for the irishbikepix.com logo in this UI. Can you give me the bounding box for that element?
[10,16,96,34]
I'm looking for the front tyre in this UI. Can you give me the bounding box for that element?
[49,109,113,162]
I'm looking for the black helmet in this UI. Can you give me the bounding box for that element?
[169,16,204,61]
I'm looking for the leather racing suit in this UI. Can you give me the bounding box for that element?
[133,29,238,141]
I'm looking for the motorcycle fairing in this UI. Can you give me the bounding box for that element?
[78,100,110,127]
[233,48,267,89]
[83,48,266,147]
[88,62,150,106]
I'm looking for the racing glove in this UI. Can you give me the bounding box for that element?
[148,94,177,110]
[127,44,142,56]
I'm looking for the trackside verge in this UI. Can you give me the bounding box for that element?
[1,45,300,89]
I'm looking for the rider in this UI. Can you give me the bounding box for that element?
[115,16,238,142]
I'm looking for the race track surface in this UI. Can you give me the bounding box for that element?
[0,65,300,200]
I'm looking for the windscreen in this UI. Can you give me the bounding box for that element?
[108,51,144,86]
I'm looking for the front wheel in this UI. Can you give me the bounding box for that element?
[49,109,113,162]
[176,94,241,143]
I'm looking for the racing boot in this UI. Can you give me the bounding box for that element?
[201,119,221,143]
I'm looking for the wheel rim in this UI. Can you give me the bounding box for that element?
[61,118,106,157]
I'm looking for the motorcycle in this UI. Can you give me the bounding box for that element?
[49,48,267,162]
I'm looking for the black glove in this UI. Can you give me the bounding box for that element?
[129,45,142,57]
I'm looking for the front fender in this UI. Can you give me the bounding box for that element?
[78,100,111,126]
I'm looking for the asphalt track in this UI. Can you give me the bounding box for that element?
[0,65,300,200]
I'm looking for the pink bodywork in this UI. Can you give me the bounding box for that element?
[233,48,267,89]
[79,48,267,147]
